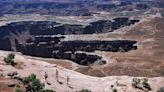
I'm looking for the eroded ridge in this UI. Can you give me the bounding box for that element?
[0,17,139,37]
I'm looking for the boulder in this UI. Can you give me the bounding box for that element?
[7,71,18,77]
[13,75,23,81]
[0,72,3,77]
[7,80,19,87]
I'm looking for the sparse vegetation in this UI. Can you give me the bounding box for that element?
[39,89,55,92]
[15,88,24,92]
[111,85,114,88]
[16,74,55,92]
[157,87,164,92]
[142,78,151,91]
[22,74,44,92]
[77,89,92,92]
[112,89,117,92]
[132,78,142,89]
[4,53,15,66]
[132,78,151,91]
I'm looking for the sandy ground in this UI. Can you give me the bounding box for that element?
[0,50,164,92]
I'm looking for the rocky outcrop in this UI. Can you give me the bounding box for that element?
[7,71,18,77]
[7,80,18,87]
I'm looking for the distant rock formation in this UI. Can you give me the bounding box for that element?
[0,0,153,16]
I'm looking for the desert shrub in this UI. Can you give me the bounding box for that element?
[157,87,164,92]
[39,89,55,92]
[21,74,55,92]
[15,88,24,92]
[112,89,117,92]
[111,85,114,88]
[132,78,151,91]
[77,89,92,92]
[4,53,15,65]
[26,78,44,92]
[22,74,37,84]
[132,78,142,89]
[22,74,44,92]
[142,78,151,91]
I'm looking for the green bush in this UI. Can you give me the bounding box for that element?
[132,78,151,91]
[15,88,24,92]
[112,89,117,92]
[27,78,44,92]
[142,78,151,91]
[39,89,55,92]
[4,53,15,65]
[22,74,37,84]
[20,74,55,92]
[22,74,44,92]
[157,87,164,92]
[132,78,142,89]
[77,89,92,92]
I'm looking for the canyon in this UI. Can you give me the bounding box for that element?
[0,0,164,92]
[0,17,139,66]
